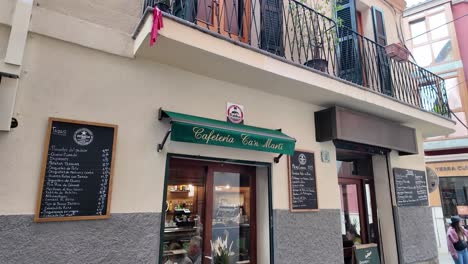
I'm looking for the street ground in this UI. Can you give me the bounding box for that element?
[439,252,453,264]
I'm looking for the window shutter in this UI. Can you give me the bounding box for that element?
[336,0,357,31]
[261,0,284,56]
[372,7,392,95]
[372,7,387,46]
[336,0,362,85]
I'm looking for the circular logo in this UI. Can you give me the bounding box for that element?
[73,128,94,146]
[227,105,244,124]
[298,153,307,165]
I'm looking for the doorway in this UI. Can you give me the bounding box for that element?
[161,156,265,264]
[337,149,380,264]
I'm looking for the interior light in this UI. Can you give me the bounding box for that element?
[226,184,231,189]
[188,184,195,197]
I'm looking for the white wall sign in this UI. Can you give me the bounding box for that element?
[226,102,244,124]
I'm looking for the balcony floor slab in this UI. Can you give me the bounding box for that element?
[133,13,455,137]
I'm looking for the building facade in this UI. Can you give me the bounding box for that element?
[403,0,468,255]
[0,0,454,263]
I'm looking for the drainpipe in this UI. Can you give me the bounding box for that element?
[0,0,33,131]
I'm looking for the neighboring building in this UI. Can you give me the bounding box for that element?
[0,0,454,263]
[403,0,468,255]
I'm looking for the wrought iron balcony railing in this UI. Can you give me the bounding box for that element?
[143,0,450,118]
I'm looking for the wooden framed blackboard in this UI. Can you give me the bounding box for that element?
[288,150,319,212]
[34,118,118,222]
[393,168,429,207]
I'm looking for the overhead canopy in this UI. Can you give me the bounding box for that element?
[315,106,418,155]
[158,109,296,155]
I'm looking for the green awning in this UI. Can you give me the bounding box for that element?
[158,109,296,155]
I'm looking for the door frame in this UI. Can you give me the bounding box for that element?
[159,153,272,264]
[338,174,381,263]
[339,177,368,244]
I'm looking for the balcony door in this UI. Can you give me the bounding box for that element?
[196,0,251,43]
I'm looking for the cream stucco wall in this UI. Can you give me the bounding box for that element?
[0,1,455,138]
[0,2,444,263]
[358,0,405,44]
[33,0,142,34]
[0,32,341,215]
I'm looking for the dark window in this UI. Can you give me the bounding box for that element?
[440,177,468,223]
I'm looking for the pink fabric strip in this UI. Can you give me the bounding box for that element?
[150,8,164,46]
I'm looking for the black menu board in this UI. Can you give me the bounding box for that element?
[393,168,429,207]
[34,118,117,222]
[288,150,318,211]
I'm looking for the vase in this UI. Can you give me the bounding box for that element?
[304,58,328,73]
[212,255,237,264]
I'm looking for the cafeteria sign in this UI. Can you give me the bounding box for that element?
[159,109,296,155]
[171,123,293,154]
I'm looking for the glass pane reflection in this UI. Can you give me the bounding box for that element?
[340,184,362,245]
[211,172,251,264]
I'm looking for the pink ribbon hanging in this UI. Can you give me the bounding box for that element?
[150,7,164,46]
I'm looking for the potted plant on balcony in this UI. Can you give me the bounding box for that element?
[385,43,410,62]
[289,0,341,72]
[155,0,171,13]
[302,18,329,72]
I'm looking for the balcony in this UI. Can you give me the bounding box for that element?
[138,0,450,120]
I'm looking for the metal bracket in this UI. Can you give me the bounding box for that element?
[157,128,172,152]
[10,118,18,128]
[273,154,283,163]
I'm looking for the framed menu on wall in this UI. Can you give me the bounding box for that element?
[34,118,118,222]
[288,150,319,212]
[393,168,429,207]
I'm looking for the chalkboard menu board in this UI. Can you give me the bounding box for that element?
[34,118,117,222]
[393,168,429,207]
[354,244,380,264]
[288,150,318,212]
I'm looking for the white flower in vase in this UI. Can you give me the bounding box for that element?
[210,233,235,264]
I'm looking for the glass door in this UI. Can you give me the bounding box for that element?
[161,158,259,264]
[203,164,256,264]
[364,180,379,245]
[339,178,366,264]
